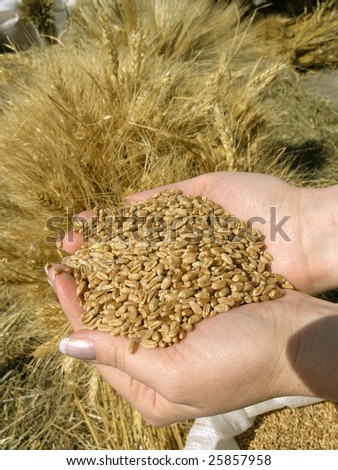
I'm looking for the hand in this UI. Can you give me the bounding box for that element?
[60,172,338,294]
[124,172,338,295]
[48,171,338,424]
[50,266,338,425]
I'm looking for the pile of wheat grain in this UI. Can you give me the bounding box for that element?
[66,190,293,350]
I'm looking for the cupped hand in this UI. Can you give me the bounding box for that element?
[61,172,336,294]
[50,265,337,425]
[125,172,336,294]
[47,172,338,424]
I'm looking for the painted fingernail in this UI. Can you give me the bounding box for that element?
[53,266,64,278]
[56,239,63,250]
[44,263,52,276]
[44,264,64,288]
[123,193,136,203]
[59,338,96,360]
[44,263,54,288]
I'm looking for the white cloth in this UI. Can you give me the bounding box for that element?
[185,396,322,450]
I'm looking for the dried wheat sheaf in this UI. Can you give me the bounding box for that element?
[66,190,293,351]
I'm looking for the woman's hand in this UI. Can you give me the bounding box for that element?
[123,172,338,295]
[47,171,338,425]
[50,265,338,425]
[60,172,338,294]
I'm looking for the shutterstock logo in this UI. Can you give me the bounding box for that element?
[45,206,291,244]
[247,207,291,242]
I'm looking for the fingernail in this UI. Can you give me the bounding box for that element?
[44,263,52,276]
[59,338,96,360]
[123,193,135,203]
[44,264,64,289]
[56,239,63,250]
[44,263,54,288]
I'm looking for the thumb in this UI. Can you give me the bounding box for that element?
[125,174,209,203]
[58,329,166,389]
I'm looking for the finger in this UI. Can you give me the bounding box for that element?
[124,172,254,221]
[94,363,192,426]
[59,328,176,394]
[61,210,95,254]
[48,260,194,423]
[61,178,207,253]
[60,328,196,424]
[47,264,84,331]
[125,173,212,203]
[62,178,207,254]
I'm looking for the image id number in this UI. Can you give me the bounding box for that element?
[208,454,272,466]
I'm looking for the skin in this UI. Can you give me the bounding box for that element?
[47,172,338,425]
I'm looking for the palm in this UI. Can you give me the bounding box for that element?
[203,173,310,292]
[54,256,300,424]
[94,297,287,424]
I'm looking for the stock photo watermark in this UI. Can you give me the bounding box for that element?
[45,207,291,245]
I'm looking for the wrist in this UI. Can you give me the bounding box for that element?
[300,184,338,294]
[272,292,338,401]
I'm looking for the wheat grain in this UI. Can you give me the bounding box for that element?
[65,190,293,350]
